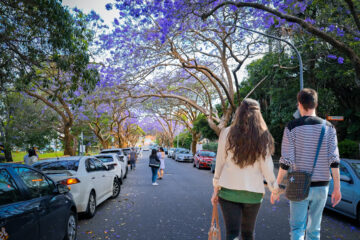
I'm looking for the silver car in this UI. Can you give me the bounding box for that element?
[175,149,194,162]
[325,159,360,224]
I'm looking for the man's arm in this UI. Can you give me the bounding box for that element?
[331,167,341,207]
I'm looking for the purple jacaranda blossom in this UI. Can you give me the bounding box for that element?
[337,57,344,64]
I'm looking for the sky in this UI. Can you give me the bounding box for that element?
[62,0,117,27]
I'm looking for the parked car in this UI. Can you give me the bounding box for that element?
[100,148,128,178]
[163,147,168,155]
[0,163,78,240]
[95,153,125,184]
[171,148,186,159]
[211,157,216,173]
[168,148,176,157]
[175,149,194,162]
[326,159,360,224]
[174,149,194,162]
[194,150,216,169]
[33,156,119,218]
[121,148,131,158]
[143,146,150,151]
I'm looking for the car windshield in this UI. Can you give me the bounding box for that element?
[33,160,79,171]
[96,156,114,163]
[200,152,216,157]
[180,150,190,154]
[351,163,360,178]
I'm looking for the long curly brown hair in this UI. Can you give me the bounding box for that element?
[226,98,274,168]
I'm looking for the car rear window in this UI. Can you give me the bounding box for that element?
[0,169,23,205]
[101,150,121,155]
[122,149,131,155]
[96,156,114,163]
[200,152,216,157]
[33,160,79,171]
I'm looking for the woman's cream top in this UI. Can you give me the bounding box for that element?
[213,127,278,193]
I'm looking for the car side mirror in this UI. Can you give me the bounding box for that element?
[57,183,70,194]
[340,175,352,183]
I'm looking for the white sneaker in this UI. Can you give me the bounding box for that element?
[152,182,159,186]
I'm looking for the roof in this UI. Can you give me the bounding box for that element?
[36,156,83,162]
[100,148,123,152]
[95,153,118,157]
[342,158,360,164]
[0,163,26,168]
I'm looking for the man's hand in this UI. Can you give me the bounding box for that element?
[270,191,280,204]
[331,188,342,207]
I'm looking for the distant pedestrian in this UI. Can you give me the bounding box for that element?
[211,98,279,240]
[149,149,160,186]
[157,147,166,179]
[129,147,137,170]
[271,88,341,240]
[24,147,38,165]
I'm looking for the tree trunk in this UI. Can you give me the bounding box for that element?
[191,132,201,154]
[100,140,109,149]
[4,144,13,162]
[63,125,75,156]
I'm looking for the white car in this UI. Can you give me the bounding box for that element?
[33,156,120,218]
[100,148,129,178]
[95,153,125,184]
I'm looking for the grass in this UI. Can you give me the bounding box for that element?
[12,151,64,163]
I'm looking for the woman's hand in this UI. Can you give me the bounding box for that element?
[211,192,219,206]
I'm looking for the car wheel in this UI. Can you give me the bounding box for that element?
[64,211,77,240]
[112,178,121,198]
[86,191,96,218]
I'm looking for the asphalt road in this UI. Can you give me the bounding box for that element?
[78,152,360,240]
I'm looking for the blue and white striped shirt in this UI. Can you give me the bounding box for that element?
[280,116,340,184]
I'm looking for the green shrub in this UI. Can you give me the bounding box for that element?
[338,139,359,159]
[203,142,218,153]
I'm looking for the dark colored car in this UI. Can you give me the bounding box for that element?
[163,148,168,155]
[194,150,216,169]
[0,163,77,240]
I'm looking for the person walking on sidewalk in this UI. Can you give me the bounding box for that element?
[149,149,160,186]
[271,88,342,240]
[211,98,280,240]
[157,147,166,179]
[24,147,38,165]
[129,147,137,170]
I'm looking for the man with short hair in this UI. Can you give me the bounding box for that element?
[129,148,137,170]
[271,88,342,240]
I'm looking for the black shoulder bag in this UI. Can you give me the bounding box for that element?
[285,120,326,201]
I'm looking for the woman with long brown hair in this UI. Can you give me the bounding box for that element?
[211,98,279,240]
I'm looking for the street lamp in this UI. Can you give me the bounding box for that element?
[230,24,304,118]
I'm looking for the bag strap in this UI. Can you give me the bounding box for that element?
[211,205,220,227]
[311,120,326,175]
